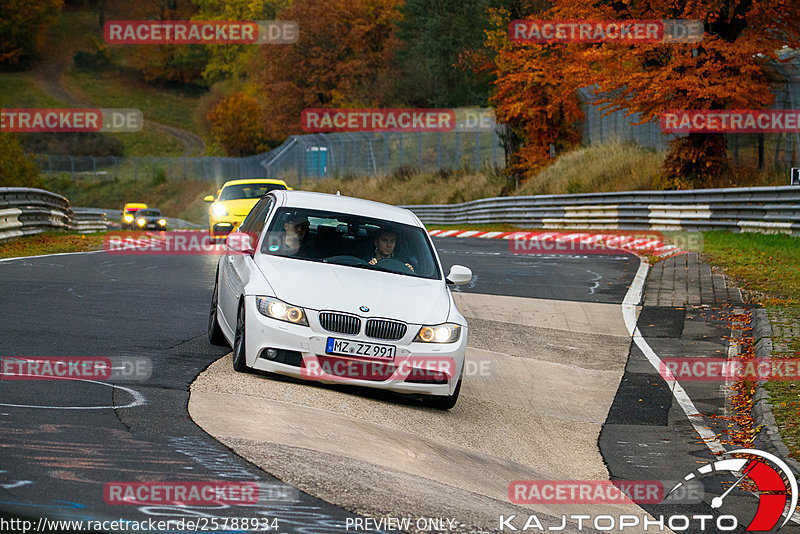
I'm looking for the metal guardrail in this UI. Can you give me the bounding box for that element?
[403,186,800,236]
[0,188,109,242]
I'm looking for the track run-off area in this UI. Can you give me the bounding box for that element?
[0,235,797,533]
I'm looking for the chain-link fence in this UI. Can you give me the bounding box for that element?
[34,127,505,187]
[578,51,800,170]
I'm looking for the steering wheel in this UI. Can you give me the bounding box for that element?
[376,258,415,274]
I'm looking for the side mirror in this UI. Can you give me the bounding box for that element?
[446,265,472,285]
[225,232,255,256]
[203,195,214,202]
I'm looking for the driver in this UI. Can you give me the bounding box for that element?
[368,228,414,271]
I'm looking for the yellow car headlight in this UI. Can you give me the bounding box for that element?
[211,203,228,217]
[123,214,134,223]
[414,323,461,343]
[158,219,167,226]
[137,218,146,227]
[256,296,308,326]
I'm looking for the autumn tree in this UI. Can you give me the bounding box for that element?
[194,0,290,83]
[0,0,63,66]
[105,0,207,85]
[536,0,799,187]
[251,0,403,139]
[485,2,585,181]
[395,0,503,107]
[207,91,276,156]
[0,134,43,188]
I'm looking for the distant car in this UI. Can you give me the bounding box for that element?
[122,203,147,230]
[207,190,473,409]
[204,179,291,240]
[133,208,167,231]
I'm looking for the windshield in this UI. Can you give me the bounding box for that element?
[260,207,441,280]
[218,183,286,201]
[135,209,160,217]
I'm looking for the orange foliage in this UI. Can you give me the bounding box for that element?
[487,0,800,186]
[207,91,274,156]
[251,0,403,140]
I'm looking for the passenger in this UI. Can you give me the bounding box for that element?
[272,213,313,257]
[368,228,414,271]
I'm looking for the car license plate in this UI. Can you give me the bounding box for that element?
[325,337,395,361]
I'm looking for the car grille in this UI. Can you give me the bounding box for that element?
[365,319,407,341]
[319,312,361,335]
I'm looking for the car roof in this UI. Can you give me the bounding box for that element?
[271,190,421,226]
[220,179,288,187]
[124,203,148,208]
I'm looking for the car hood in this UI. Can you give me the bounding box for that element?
[217,198,259,217]
[254,256,450,324]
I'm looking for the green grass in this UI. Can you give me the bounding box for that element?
[39,11,197,156]
[0,74,65,108]
[0,231,104,259]
[517,141,665,195]
[63,69,204,134]
[44,176,215,224]
[701,231,800,460]
[303,167,509,205]
[701,231,800,303]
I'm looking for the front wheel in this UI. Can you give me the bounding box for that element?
[422,377,461,410]
[208,277,228,346]
[232,300,250,373]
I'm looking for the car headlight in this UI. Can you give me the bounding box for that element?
[158,219,166,226]
[414,323,461,343]
[123,214,133,223]
[211,203,228,217]
[256,296,308,326]
[136,218,146,227]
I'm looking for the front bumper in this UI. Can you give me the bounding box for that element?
[209,215,245,238]
[242,296,466,396]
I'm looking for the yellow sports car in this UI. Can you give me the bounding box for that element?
[204,179,291,239]
[122,203,148,230]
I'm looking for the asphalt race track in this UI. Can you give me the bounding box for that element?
[0,237,793,533]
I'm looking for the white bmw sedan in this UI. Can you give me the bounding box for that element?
[208,190,472,409]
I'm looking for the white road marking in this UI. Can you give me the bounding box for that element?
[622,260,727,455]
[0,250,104,263]
[0,375,145,410]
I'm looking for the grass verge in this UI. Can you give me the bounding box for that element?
[0,232,104,259]
[43,177,214,224]
[701,231,800,460]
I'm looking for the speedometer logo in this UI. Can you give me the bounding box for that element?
[667,449,798,531]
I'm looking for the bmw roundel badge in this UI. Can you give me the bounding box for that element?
[359,305,369,312]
